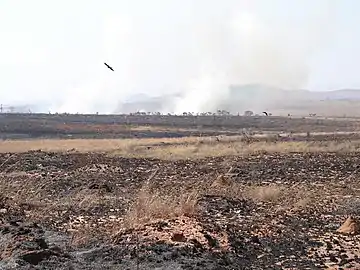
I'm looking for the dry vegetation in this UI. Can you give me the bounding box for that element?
[2,134,360,160]
[2,133,360,269]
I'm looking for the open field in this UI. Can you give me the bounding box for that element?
[3,135,360,159]
[1,114,360,269]
[1,113,360,139]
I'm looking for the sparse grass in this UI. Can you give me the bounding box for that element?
[0,136,213,153]
[2,136,360,160]
[5,134,360,270]
[111,139,360,159]
[208,174,317,211]
[0,173,117,223]
[123,183,200,228]
[245,184,284,202]
[246,184,318,212]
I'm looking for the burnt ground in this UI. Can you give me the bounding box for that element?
[0,113,359,139]
[1,150,360,269]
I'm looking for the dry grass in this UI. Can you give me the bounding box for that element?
[2,138,359,262]
[123,182,200,228]
[244,184,317,211]
[0,173,117,223]
[0,167,332,249]
[0,136,217,153]
[245,185,284,202]
[108,140,360,159]
[208,174,316,212]
[123,189,199,228]
[2,136,360,160]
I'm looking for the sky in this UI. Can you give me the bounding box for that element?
[1,0,360,113]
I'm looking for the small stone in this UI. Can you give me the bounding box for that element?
[329,254,338,262]
[251,235,261,244]
[0,208,7,214]
[333,238,340,245]
[171,232,186,242]
[326,242,333,250]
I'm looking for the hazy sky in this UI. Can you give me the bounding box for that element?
[1,0,360,113]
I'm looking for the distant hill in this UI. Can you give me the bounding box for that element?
[228,85,360,101]
[5,86,360,116]
[314,89,360,100]
[115,85,360,116]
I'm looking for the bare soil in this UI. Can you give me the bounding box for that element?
[1,149,360,269]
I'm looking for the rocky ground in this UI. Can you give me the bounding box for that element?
[1,150,360,269]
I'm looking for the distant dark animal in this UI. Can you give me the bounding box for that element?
[104,62,114,71]
[262,111,268,116]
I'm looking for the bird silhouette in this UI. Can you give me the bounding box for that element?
[104,62,114,71]
[262,111,268,116]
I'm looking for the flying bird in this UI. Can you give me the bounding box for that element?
[262,111,268,116]
[104,62,114,71]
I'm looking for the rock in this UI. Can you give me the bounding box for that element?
[326,241,333,250]
[171,232,186,242]
[337,217,360,235]
[329,254,338,262]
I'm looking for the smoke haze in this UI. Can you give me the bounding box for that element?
[0,1,339,114]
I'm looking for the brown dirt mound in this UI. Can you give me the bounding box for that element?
[113,216,229,252]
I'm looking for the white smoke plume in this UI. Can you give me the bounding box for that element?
[52,14,134,114]
[48,1,334,114]
[174,8,332,113]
